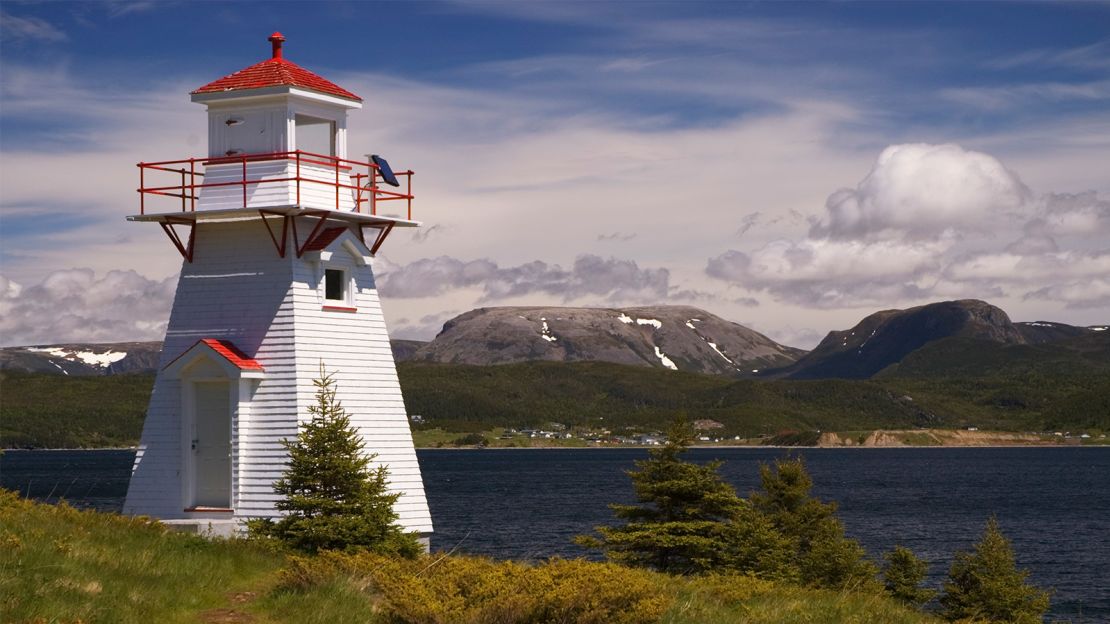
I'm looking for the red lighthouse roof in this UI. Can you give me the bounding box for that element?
[192,32,361,102]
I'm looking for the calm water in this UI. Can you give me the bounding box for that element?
[2,447,1107,620]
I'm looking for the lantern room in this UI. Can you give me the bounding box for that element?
[132,32,415,260]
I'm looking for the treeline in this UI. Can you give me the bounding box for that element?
[0,371,153,448]
[398,358,1110,436]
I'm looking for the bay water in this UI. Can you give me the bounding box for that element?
[3,447,1107,620]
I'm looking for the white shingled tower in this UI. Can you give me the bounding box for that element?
[123,33,432,543]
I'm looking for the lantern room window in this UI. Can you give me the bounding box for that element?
[296,114,335,156]
[324,268,346,302]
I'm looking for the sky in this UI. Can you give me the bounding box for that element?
[1,1,1108,348]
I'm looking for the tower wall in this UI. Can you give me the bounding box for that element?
[124,218,431,535]
[292,241,432,532]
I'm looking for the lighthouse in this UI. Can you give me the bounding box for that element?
[123,33,432,543]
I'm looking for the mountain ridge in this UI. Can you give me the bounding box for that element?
[2,300,1104,380]
[781,299,1106,380]
[411,305,804,376]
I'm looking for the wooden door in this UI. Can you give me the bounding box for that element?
[192,381,231,508]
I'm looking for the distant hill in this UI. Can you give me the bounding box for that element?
[780,299,1106,380]
[1014,320,1102,344]
[0,342,163,376]
[0,339,428,375]
[412,305,804,376]
[2,300,1103,383]
[389,339,428,362]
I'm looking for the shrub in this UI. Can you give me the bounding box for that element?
[248,366,421,556]
[883,545,936,607]
[750,457,879,590]
[577,416,749,574]
[277,551,673,624]
[717,504,801,582]
[940,517,1050,623]
[451,432,488,447]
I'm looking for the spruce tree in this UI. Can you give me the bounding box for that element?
[248,366,421,556]
[750,457,878,589]
[577,416,749,574]
[883,545,936,607]
[940,517,1050,623]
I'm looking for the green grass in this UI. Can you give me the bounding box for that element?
[1,491,938,624]
[0,490,281,623]
[665,575,937,624]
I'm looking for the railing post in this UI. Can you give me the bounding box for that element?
[370,161,378,216]
[353,173,362,213]
[139,164,145,215]
[242,154,248,209]
[189,158,196,211]
[296,151,301,206]
[335,154,340,211]
[180,168,187,212]
[407,171,413,221]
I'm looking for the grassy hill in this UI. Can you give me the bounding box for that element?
[0,490,935,623]
[2,333,1107,448]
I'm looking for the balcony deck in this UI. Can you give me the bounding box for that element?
[127,205,419,228]
[134,150,416,223]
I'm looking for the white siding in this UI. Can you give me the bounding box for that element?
[290,229,432,532]
[197,161,357,212]
[124,218,430,535]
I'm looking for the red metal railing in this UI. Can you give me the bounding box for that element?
[136,150,414,219]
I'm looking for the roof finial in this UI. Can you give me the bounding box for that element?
[269,32,285,60]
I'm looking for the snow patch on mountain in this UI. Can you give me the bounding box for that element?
[706,341,734,364]
[653,346,677,370]
[25,347,128,368]
[540,318,557,343]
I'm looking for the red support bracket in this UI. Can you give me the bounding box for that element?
[292,210,331,258]
[359,222,395,256]
[258,210,290,258]
[159,217,195,262]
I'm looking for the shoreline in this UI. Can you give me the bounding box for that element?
[6,443,1105,452]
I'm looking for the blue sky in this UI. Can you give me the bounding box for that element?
[1,1,1108,346]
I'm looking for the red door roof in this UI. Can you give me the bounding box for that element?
[192,32,361,102]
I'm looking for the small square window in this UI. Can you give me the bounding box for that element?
[295,114,335,156]
[324,269,345,301]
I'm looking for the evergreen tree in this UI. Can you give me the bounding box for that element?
[248,366,421,556]
[940,517,1050,623]
[576,416,750,574]
[883,545,936,607]
[750,457,878,589]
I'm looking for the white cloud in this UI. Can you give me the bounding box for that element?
[377,254,671,303]
[811,143,1031,242]
[390,310,460,341]
[709,142,1110,316]
[0,10,66,43]
[1024,278,1110,310]
[706,237,946,308]
[944,250,1110,283]
[0,269,177,347]
[1034,191,1110,237]
[941,80,1110,112]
